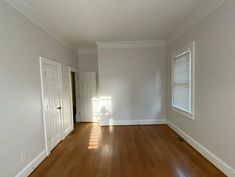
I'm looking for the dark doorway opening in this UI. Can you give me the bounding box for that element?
[71,72,77,125]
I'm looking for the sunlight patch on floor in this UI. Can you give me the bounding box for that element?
[88,125,100,149]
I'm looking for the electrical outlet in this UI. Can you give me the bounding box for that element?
[20,152,26,163]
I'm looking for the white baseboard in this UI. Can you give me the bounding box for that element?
[100,118,167,126]
[15,150,47,177]
[63,126,74,139]
[167,120,235,177]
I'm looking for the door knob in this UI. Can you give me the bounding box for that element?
[57,106,62,110]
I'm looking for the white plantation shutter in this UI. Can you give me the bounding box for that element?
[172,51,192,113]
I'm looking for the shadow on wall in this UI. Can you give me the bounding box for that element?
[92,96,113,123]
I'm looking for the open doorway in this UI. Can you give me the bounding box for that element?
[79,72,98,123]
[71,71,77,124]
[68,67,78,129]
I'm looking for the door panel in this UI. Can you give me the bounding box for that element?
[79,72,97,122]
[41,60,62,152]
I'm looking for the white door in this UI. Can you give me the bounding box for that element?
[79,72,97,122]
[40,58,62,153]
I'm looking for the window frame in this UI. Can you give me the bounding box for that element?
[171,41,195,120]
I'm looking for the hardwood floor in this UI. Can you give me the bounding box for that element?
[30,123,225,177]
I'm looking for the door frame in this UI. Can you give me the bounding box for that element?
[39,57,64,156]
[68,66,78,130]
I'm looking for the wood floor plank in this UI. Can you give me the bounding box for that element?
[29,123,226,177]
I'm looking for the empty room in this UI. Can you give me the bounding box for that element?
[0,0,235,176]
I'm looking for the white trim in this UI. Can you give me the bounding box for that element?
[100,119,167,126]
[39,57,63,154]
[171,106,194,120]
[96,40,166,49]
[15,150,47,177]
[173,50,190,59]
[4,0,74,50]
[171,41,195,120]
[58,62,64,140]
[168,0,227,42]
[64,126,74,138]
[69,66,78,73]
[67,66,78,135]
[78,48,97,55]
[39,59,49,155]
[167,120,235,177]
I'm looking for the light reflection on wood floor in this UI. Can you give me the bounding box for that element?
[30,123,226,177]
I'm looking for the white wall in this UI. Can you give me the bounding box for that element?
[0,1,77,177]
[78,49,98,73]
[77,48,99,121]
[98,46,166,125]
[166,0,235,173]
[78,48,99,89]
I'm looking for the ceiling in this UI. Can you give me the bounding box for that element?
[6,0,218,49]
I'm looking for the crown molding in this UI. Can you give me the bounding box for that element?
[78,48,98,55]
[96,40,166,49]
[4,0,75,51]
[167,0,227,42]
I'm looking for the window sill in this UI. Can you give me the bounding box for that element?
[170,106,194,120]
